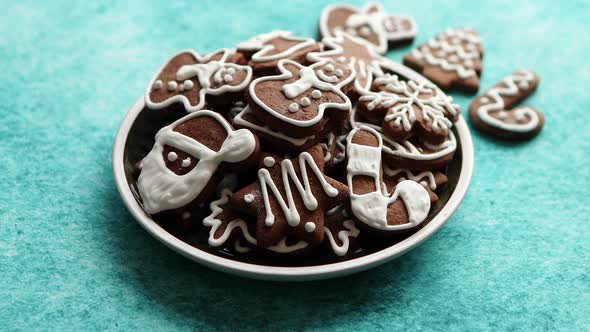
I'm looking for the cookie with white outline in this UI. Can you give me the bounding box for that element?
[404,28,483,93]
[203,189,257,248]
[146,49,252,112]
[469,70,543,140]
[319,2,416,54]
[137,110,259,215]
[236,30,321,76]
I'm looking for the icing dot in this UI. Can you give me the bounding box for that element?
[183,80,194,89]
[334,69,343,78]
[304,222,316,232]
[497,111,508,119]
[288,102,299,113]
[167,151,178,162]
[311,90,322,99]
[244,193,255,203]
[178,84,185,92]
[227,67,236,75]
[153,80,163,89]
[224,74,234,82]
[338,56,346,63]
[300,97,311,107]
[167,81,178,91]
[214,75,223,83]
[182,212,191,220]
[359,26,371,37]
[325,64,335,72]
[181,157,191,168]
[263,156,276,167]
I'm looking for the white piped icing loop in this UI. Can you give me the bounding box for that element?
[257,152,339,227]
[137,110,257,214]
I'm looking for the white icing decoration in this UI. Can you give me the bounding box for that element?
[319,3,417,54]
[319,133,347,164]
[181,157,191,168]
[257,152,339,227]
[178,84,185,92]
[167,151,178,162]
[203,189,257,247]
[475,70,540,133]
[410,28,482,79]
[288,102,299,113]
[237,30,316,63]
[145,49,253,112]
[233,106,316,147]
[346,126,431,231]
[137,111,257,214]
[383,166,437,190]
[250,59,353,128]
[224,74,233,82]
[267,237,308,254]
[311,90,322,99]
[263,156,276,167]
[324,219,359,256]
[325,64,335,72]
[304,222,316,232]
[334,69,343,77]
[300,97,311,107]
[153,80,163,89]
[244,193,255,203]
[234,239,251,253]
[359,74,459,134]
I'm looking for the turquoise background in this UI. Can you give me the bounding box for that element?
[1,0,588,330]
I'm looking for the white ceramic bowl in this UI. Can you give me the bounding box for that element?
[112,63,474,281]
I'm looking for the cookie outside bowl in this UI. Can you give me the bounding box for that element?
[112,64,474,281]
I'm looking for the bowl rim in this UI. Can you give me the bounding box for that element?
[112,63,474,281]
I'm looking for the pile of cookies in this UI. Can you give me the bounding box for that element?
[133,3,542,260]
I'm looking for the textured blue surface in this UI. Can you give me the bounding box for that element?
[1,0,589,330]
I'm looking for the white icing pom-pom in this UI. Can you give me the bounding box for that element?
[183,80,194,89]
[224,74,234,83]
[167,151,178,162]
[288,102,299,113]
[304,222,316,232]
[300,97,311,107]
[334,69,343,78]
[244,193,255,203]
[181,157,191,167]
[325,64,335,72]
[263,156,276,167]
[311,90,322,99]
[167,81,178,91]
[153,80,163,89]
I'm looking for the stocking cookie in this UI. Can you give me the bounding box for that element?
[146,49,252,112]
[358,73,460,144]
[137,110,259,214]
[237,31,321,76]
[203,189,257,248]
[404,28,483,93]
[319,3,417,54]
[346,126,431,232]
[324,204,360,257]
[382,167,448,203]
[231,146,349,250]
[469,70,543,140]
[248,59,354,138]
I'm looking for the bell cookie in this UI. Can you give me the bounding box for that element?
[137,110,259,215]
[403,28,483,93]
[469,70,543,140]
[319,2,417,54]
[146,49,252,112]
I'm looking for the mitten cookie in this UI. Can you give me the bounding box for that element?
[346,126,431,232]
[146,49,252,112]
[469,70,543,140]
[358,73,460,144]
[248,59,354,138]
[404,28,483,93]
[231,146,349,251]
[319,2,417,54]
[236,31,321,76]
[137,110,259,214]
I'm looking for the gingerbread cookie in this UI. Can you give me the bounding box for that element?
[358,73,460,144]
[248,59,354,138]
[146,49,252,112]
[404,28,483,93]
[137,110,259,214]
[382,167,448,203]
[307,31,387,98]
[469,70,543,140]
[351,106,457,170]
[346,126,431,232]
[231,146,349,250]
[319,3,417,54]
[324,204,360,257]
[236,31,321,76]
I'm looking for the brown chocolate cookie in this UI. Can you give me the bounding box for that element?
[230,145,349,250]
[146,49,252,112]
[403,28,483,93]
[319,3,417,54]
[137,110,259,215]
[469,70,543,140]
[236,31,321,76]
[382,167,448,203]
